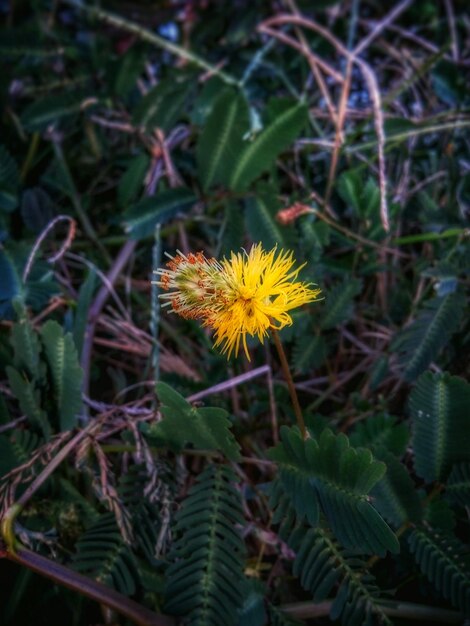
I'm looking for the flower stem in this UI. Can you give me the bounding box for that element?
[271,328,306,439]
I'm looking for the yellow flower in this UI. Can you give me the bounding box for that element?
[154,244,321,360]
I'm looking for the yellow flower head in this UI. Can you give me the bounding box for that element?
[154,244,321,360]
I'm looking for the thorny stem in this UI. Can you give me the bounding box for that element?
[271,327,306,439]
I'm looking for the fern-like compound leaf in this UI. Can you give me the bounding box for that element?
[72,513,140,596]
[319,278,362,330]
[118,463,173,562]
[350,414,409,458]
[269,427,399,556]
[152,382,240,460]
[350,417,420,528]
[0,429,41,475]
[6,367,50,439]
[408,526,470,615]
[391,292,465,382]
[445,463,470,507]
[293,333,327,375]
[410,372,470,483]
[10,316,41,379]
[165,464,245,626]
[297,528,393,625]
[40,320,83,431]
[370,449,422,527]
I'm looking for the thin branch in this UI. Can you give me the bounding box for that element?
[186,365,271,403]
[352,0,413,56]
[80,240,137,404]
[23,215,76,282]
[62,0,239,86]
[444,0,459,61]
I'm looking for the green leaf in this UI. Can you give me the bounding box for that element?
[117,153,150,210]
[391,292,466,382]
[269,427,399,556]
[229,101,308,191]
[0,247,22,303]
[73,513,139,596]
[274,467,320,529]
[40,320,83,431]
[122,188,196,239]
[337,171,381,225]
[236,579,267,626]
[21,187,55,233]
[337,170,362,214]
[299,216,330,263]
[446,463,470,507]
[196,88,250,191]
[371,449,422,527]
[10,317,41,380]
[73,269,96,358]
[112,48,145,97]
[292,527,392,626]
[320,278,362,329]
[133,78,191,132]
[431,60,468,106]
[0,435,21,475]
[245,183,295,250]
[293,333,327,375]
[408,527,470,615]
[0,429,41,475]
[0,145,19,212]
[21,93,91,131]
[165,465,245,625]
[220,200,244,257]
[6,367,51,438]
[424,498,455,532]
[350,414,409,458]
[410,372,470,483]
[151,382,240,460]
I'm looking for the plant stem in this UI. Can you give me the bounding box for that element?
[2,546,174,626]
[80,239,137,405]
[271,328,306,439]
[281,599,463,622]
[62,0,239,86]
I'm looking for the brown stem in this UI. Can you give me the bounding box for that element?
[2,546,174,626]
[271,328,306,439]
[80,239,137,404]
[281,599,463,623]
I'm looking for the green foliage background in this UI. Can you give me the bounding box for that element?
[0,1,469,625]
